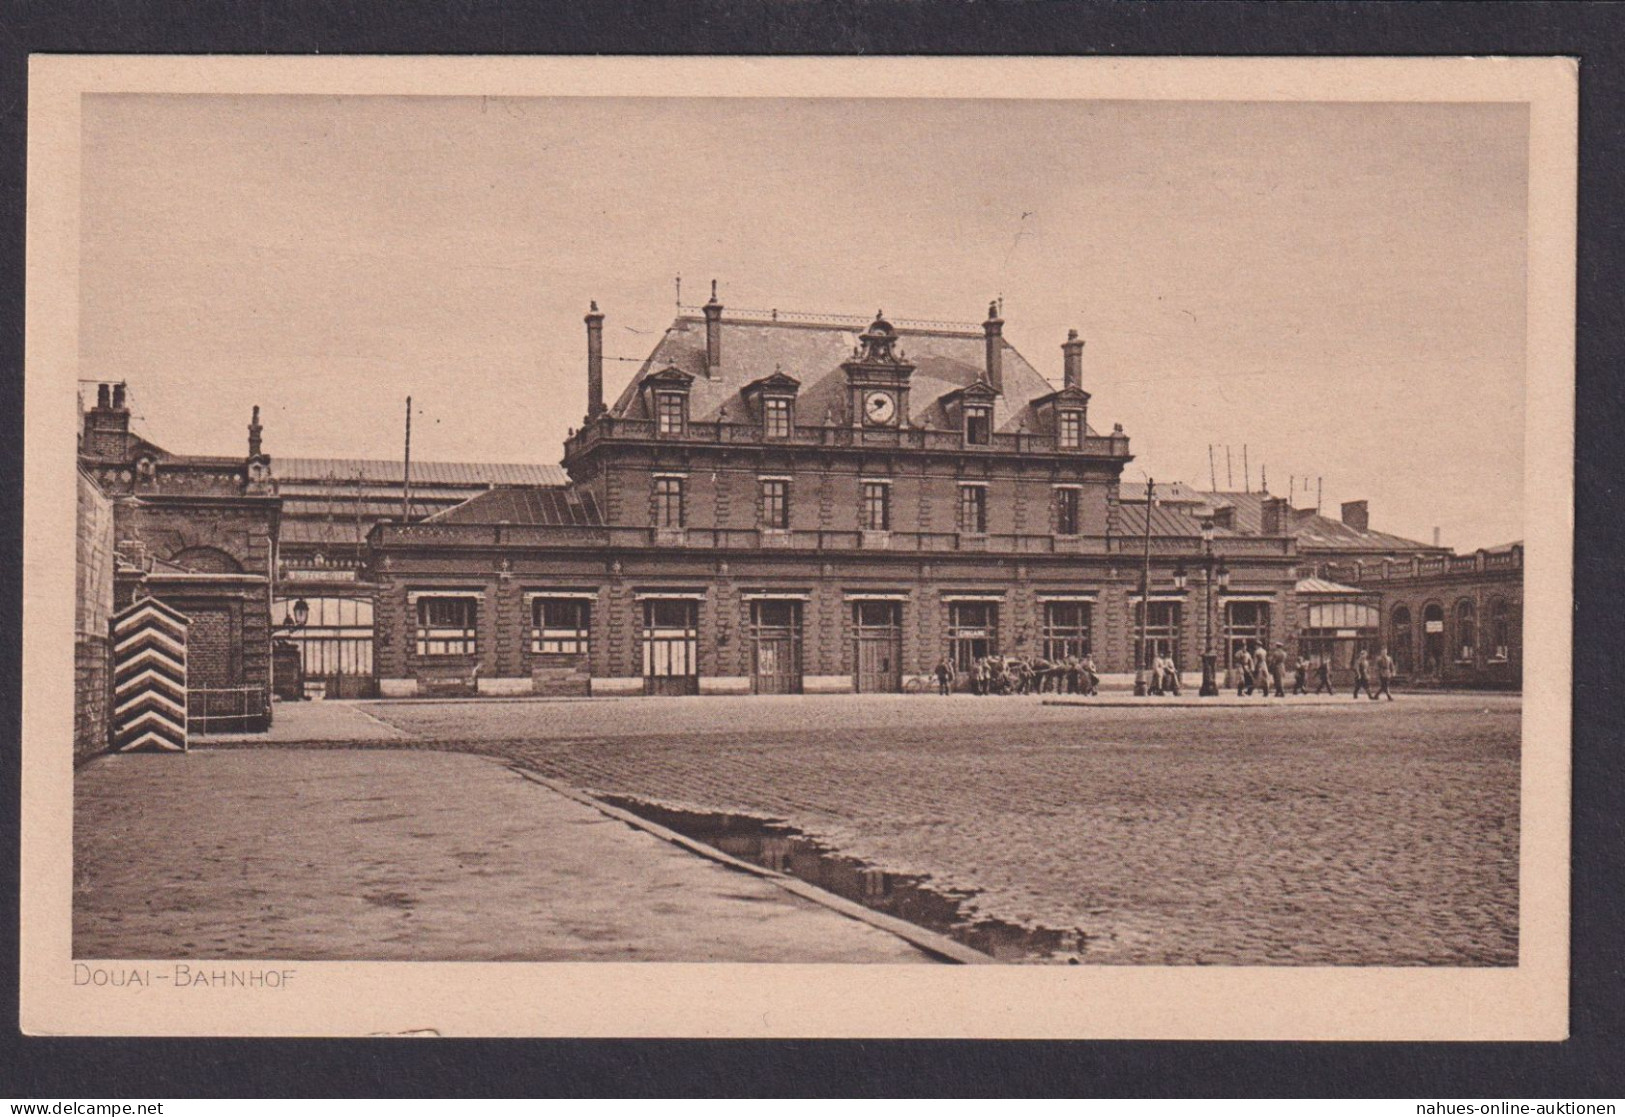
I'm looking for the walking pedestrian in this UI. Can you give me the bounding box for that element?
[934,655,955,697]
[1080,653,1099,696]
[1235,643,1253,697]
[1292,654,1308,696]
[1162,655,1182,696]
[1374,647,1396,701]
[1314,654,1334,695]
[1268,642,1287,697]
[1352,649,1374,700]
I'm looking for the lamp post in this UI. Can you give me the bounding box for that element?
[1172,560,1188,693]
[1132,476,1155,697]
[1199,518,1219,696]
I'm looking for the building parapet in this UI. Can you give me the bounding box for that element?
[564,416,1132,460]
[1323,545,1522,584]
[370,521,1296,558]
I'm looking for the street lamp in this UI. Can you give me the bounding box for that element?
[1199,518,1219,696]
[276,597,310,634]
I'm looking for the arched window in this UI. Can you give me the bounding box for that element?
[1489,598,1511,661]
[1390,605,1413,675]
[1454,599,1477,663]
[169,545,243,574]
[1422,602,1446,676]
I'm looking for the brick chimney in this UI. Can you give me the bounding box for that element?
[584,300,606,417]
[247,405,263,458]
[1340,500,1369,533]
[1261,496,1289,536]
[1061,329,1084,391]
[982,300,1004,393]
[82,381,132,458]
[702,280,723,376]
[1211,504,1236,531]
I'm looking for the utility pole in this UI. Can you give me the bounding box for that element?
[1208,444,1217,492]
[1134,475,1155,697]
[1226,446,1233,489]
[1243,444,1250,494]
[402,396,413,521]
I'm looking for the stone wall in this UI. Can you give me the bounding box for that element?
[75,472,115,760]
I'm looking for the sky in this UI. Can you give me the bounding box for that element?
[79,94,1528,550]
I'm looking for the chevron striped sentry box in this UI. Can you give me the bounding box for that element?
[111,596,190,752]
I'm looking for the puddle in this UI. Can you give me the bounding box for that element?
[599,796,1087,963]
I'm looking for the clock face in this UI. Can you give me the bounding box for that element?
[864,390,898,426]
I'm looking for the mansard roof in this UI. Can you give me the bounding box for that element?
[609,312,1085,434]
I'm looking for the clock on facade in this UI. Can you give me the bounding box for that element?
[863,390,898,426]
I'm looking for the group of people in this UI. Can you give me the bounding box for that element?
[934,653,1101,696]
[929,642,1400,700]
[1234,640,1397,701]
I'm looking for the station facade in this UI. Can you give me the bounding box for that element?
[368,296,1308,697]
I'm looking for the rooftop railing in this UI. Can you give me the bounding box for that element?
[564,416,1131,459]
[371,521,1296,558]
[1323,545,1522,584]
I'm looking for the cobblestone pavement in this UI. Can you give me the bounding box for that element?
[364,694,1521,966]
[74,749,933,963]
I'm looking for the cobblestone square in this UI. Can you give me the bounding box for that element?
[366,693,1521,966]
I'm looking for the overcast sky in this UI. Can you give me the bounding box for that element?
[80,94,1527,550]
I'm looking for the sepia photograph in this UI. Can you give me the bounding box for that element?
[21,55,1575,1039]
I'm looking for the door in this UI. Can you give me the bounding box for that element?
[852,601,902,693]
[643,599,699,696]
[1422,603,1446,678]
[751,600,803,695]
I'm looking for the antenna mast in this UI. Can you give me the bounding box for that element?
[402,396,413,521]
[1208,444,1217,492]
[1243,444,1251,494]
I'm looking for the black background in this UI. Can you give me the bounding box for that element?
[0,0,1619,1099]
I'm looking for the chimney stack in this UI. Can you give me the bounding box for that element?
[1062,329,1084,391]
[1340,500,1369,533]
[702,280,723,376]
[97,383,111,409]
[585,300,606,418]
[1433,526,1441,548]
[1212,504,1236,531]
[1261,496,1289,537]
[112,383,126,410]
[247,405,263,458]
[982,301,1004,393]
[82,381,132,456]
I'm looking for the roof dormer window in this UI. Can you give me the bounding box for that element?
[1058,409,1084,450]
[655,392,687,436]
[763,396,792,439]
[965,405,992,446]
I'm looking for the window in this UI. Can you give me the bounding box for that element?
[958,485,987,534]
[965,407,992,445]
[1489,598,1510,661]
[653,477,685,528]
[1223,601,1271,667]
[1299,601,1380,671]
[763,397,792,438]
[1133,601,1182,669]
[531,598,590,655]
[1058,410,1084,449]
[1054,488,1080,535]
[1042,601,1092,661]
[415,596,477,657]
[642,599,699,681]
[276,594,374,678]
[862,482,891,531]
[655,392,686,435]
[761,479,790,529]
[1455,599,1477,662]
[947,601,998,673]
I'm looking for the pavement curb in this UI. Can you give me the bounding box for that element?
[505,765,997,966]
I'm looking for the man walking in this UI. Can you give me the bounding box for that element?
[1314,654,1334,695]
[1235,643,1254,697]
[1292,653,1309,696]
[1352,649,1374,700]
[1373,647,1396,701]
[935,655,955,697]
[1268,642,1287,697]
